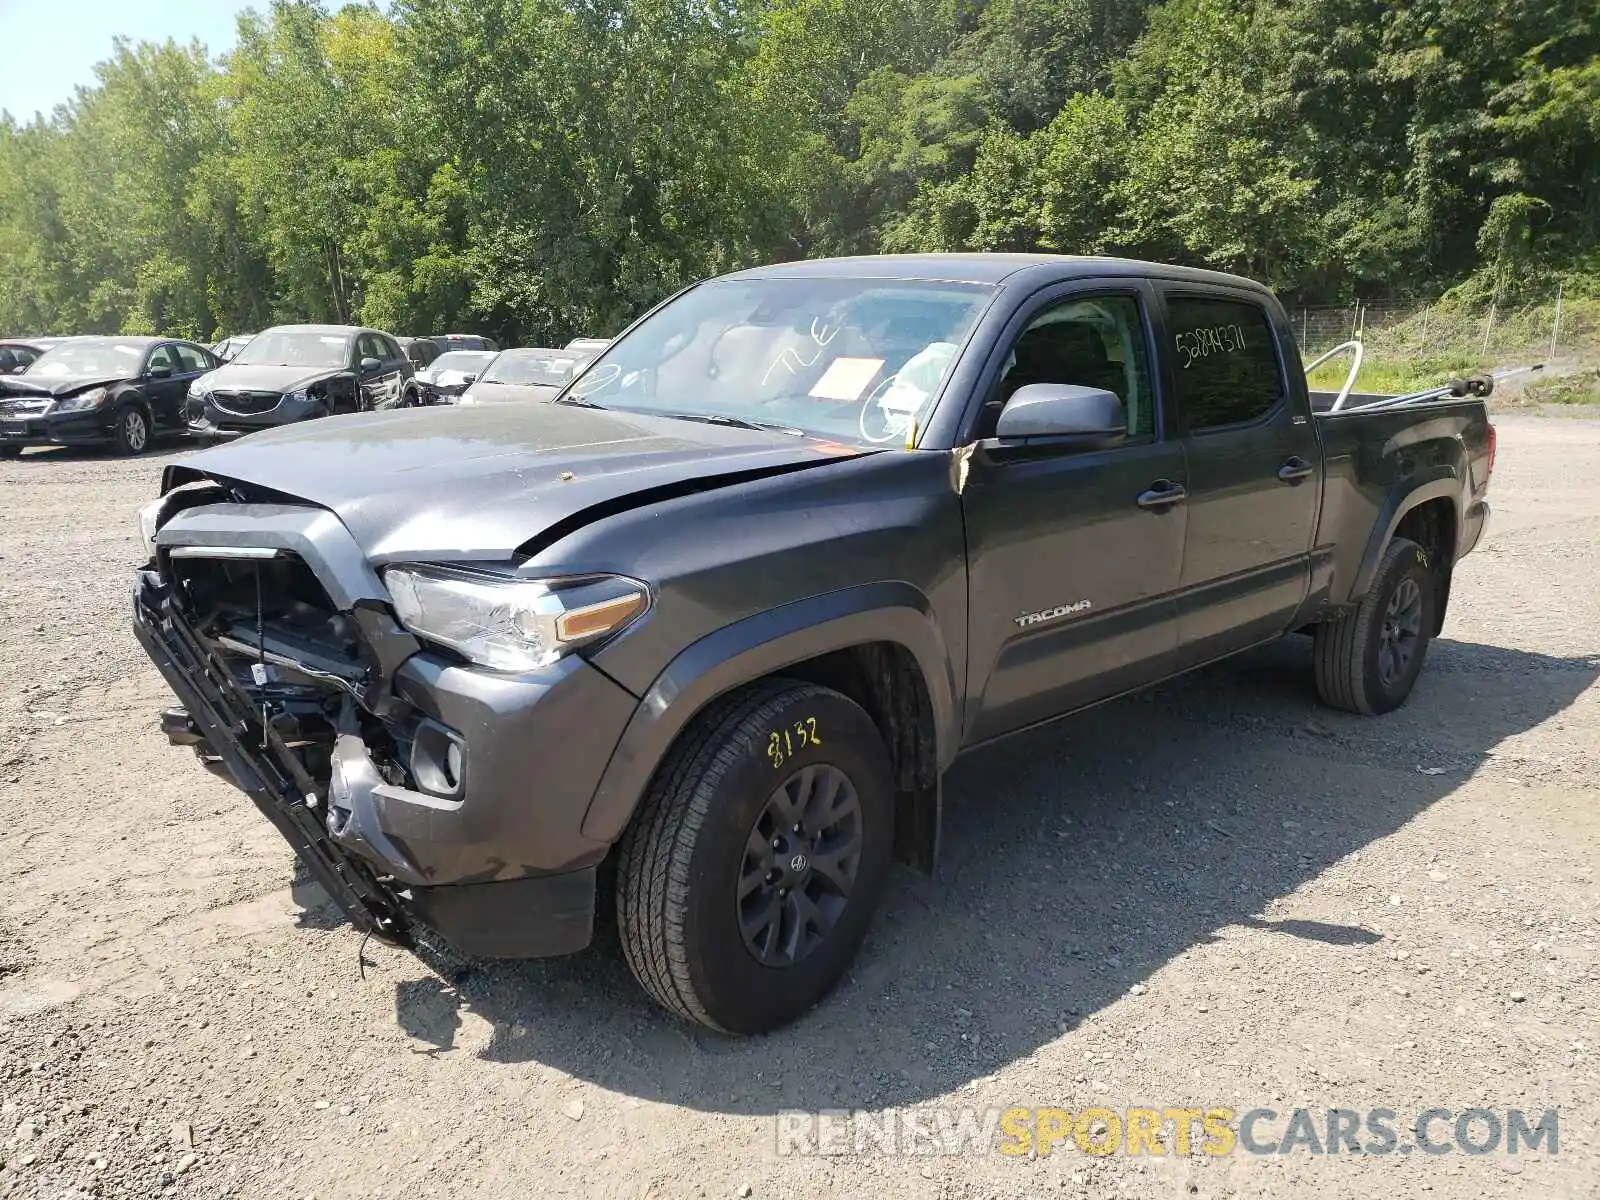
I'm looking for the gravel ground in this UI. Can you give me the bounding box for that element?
[0,414,1597,1200]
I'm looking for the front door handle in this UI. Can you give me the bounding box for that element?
[1137,481,1188,510]
[1278,456,1314,483]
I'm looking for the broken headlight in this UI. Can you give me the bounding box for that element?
[383,567,648,672]
[53,386,109,413]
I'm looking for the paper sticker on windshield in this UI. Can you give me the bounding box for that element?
[809,357,884,402]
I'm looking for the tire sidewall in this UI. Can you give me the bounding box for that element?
[1360,540,1435,713]
[114,403,150,456]
[679,686,893,1034]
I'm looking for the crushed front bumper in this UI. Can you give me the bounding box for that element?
[186,393,324,438]
[0,409,117,447]
[133,505,639,958]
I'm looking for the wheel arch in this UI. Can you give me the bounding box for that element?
[1351,475,1461,623]
[582,583,957,873]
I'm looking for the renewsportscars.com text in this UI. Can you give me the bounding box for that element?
[775,1106,1559,1159]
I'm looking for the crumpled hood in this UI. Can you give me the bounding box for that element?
[199,364,347,393]
[168,403,865,562]
[0,373,128,398]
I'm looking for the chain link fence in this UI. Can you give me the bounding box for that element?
[1290,288,1597,371]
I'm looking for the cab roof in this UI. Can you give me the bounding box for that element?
[726,253,1267,293]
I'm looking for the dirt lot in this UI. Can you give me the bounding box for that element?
[1,414,1597,1200]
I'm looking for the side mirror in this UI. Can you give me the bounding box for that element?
[461,374,477,385]
[359,356,382,375]
[147,363,173,380]
[994,384,1127,449]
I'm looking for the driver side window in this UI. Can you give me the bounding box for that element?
[982,295,1155,441]
[145,345,177,376]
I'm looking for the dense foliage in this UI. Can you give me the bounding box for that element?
[1,0,1595,343]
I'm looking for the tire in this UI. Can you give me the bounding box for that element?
[0,445,21,459]
[1313,536,1436,715]
[111,404,151,456]
[616,680,894,1034]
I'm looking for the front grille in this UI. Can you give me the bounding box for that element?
[0,398,51,417]
[211,389,283,416]
[161,539,420,794]
[167,551,370,693]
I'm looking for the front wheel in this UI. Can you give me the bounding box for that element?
[0,445,22,459]
[111,405,151,456]
[616,680,893,1034]
[1313,536,1436,714]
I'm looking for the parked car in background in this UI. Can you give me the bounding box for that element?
[0,337,72,375]
[413,350,497,405]
[211,334,255,363]
[564,337,611,356]
[431,333,499,354]
[456,347,591,406]
[0,336,219,456]
[397,336,440,371]
[187,325,417,439]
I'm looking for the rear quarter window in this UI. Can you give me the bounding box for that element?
[1167,296,1285,431]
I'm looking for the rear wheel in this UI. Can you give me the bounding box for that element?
[616,680,893,1034]
[1313,536,1436,714]
[111,405,151,456]
[0,445,22,459]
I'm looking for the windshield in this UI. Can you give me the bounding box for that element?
[564,278,992,446]
[430,351,496,375]
[482,349,588,388]
[27,338,145,378]
[230,329,350,369]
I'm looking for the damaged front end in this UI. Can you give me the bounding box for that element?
[132,474,626,958]
[134,499,423,946]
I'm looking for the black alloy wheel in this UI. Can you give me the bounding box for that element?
[737,763,864,967]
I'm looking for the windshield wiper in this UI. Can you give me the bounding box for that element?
[649,411,806,436]
[555,394,608,409]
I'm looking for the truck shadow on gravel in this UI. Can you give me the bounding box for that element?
[398,634,1598,1113]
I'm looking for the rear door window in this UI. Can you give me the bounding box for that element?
[1166,295,1285,431]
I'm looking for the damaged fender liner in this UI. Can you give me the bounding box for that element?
[132,571,414,947]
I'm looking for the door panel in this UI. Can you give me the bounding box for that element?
[962,441,1188,743]
[141,345,187,429]
[166,344,212,429]
[1163,292,1320,668]
[356,332,402,410]
[959,286,1185,745]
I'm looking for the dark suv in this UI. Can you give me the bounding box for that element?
[187,325,417,438]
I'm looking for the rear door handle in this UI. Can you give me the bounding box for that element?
[1278,457,1314,483]
[1137,482,1187,510]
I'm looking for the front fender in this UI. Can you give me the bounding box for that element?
[1351,472,1461,598]
[580,581,958,844]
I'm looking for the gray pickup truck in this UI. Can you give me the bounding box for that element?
[132,255,1494,1034]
